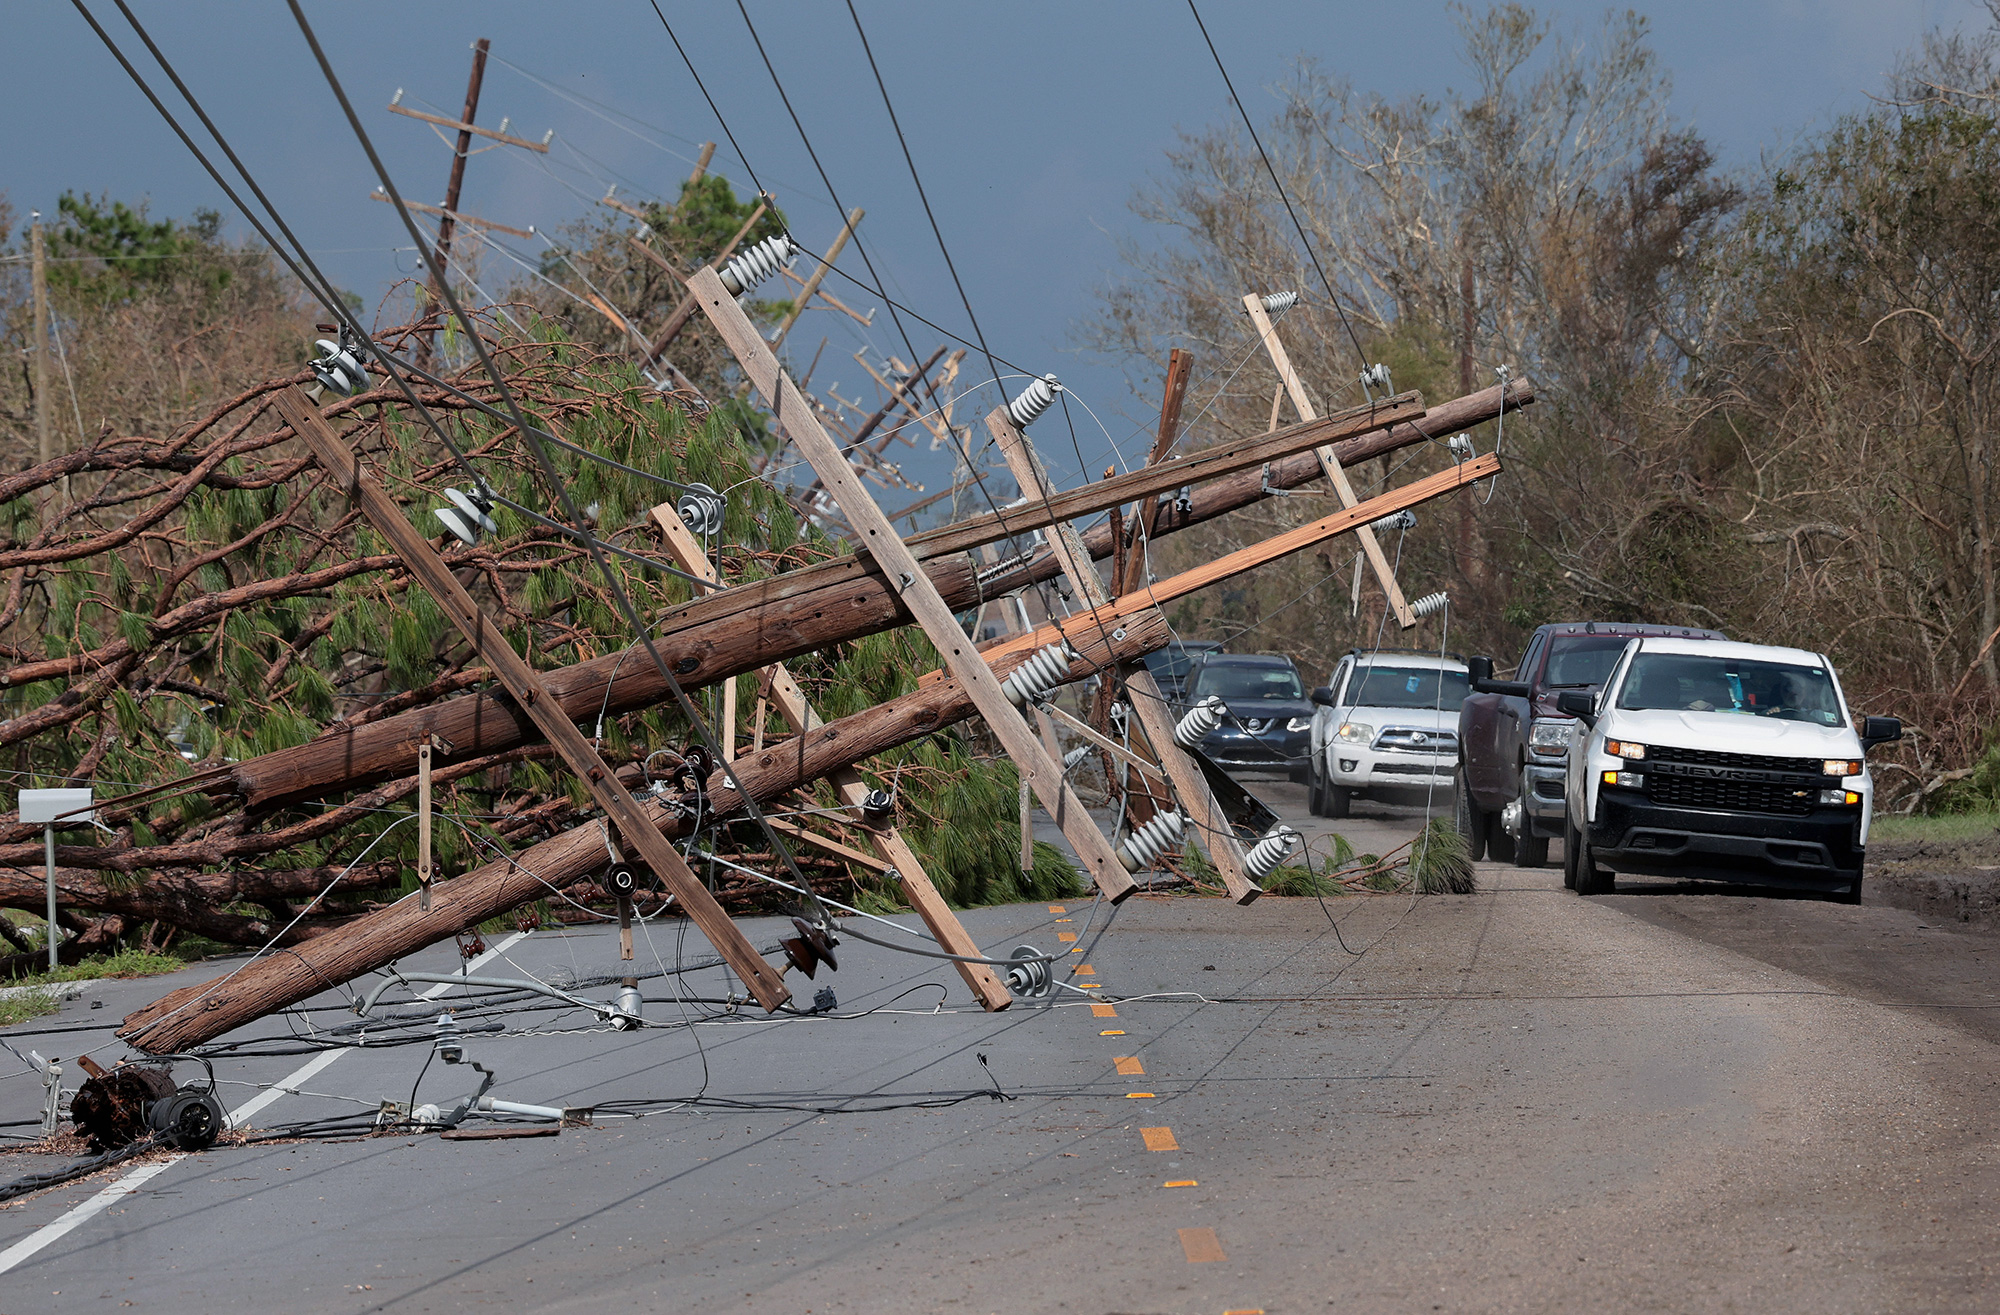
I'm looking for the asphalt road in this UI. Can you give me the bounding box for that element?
[3,783,1998,1313]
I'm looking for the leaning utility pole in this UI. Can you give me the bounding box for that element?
[420,38,489,369]
[30,211,50,472]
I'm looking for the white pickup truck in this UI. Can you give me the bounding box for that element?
[1560,637,1901,902]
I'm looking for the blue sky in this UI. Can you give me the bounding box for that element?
[3,0,1982,498]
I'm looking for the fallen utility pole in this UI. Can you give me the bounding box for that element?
[648,498,1010,1009]
[120,611,1164,1053]
[270,386,790,1011]
[639,196,771,369]
[184,379,1528,815]
[688,263,1138,901]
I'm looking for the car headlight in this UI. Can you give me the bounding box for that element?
[1822,759,1863,778]
[1604,739,1647,760]
[1335,721,1375,744]
[1285,716,1312,732]
[1528,719,1575,756]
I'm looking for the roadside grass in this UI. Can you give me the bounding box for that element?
[1871,811,2000,843]
[0,992,59,1028]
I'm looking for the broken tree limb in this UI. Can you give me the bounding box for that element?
[689,264,1137,902]
[193,379,1530,817]
[120,611,1166,1054]
[271,386,790,1012]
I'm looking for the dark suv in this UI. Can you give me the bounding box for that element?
[1142,639,1226,704]
[1457,621,1725,866]
[1183,653,1314,775]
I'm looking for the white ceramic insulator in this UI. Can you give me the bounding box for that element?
[311,339,369,396]
[1359,362,1393,394]
[1447,433,1476,461]
[1410,591,1450,618]
[1173,695,1228,749]
[677,483,725,536]
[1243,823,1300,881]
[1062,745,1093,772]
[1371,509,1416,534]
[1001,642,1075,708]
[718,233,797,296]
[1259,290,1299,314]
[1005,374,1061,429]
[1119,810,1186,873]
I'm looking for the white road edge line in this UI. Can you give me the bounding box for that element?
[0,930,532,1276]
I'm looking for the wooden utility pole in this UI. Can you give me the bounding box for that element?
[648,499,1011,1010]
[1458,252,1478,587]
[30,212,50,472]
[1243,293,1418,629]
[986,405,1261,903]
[690,264,1140,902]
[419,38,490,369]
[269,385,790,1011]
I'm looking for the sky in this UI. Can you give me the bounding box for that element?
[1,0,1984,503]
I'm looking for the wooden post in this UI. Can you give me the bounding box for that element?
[1243,293,1417,629]
[771,207,861,350]
[421,38,490,369]
[648,498,1013,1009]
[1121,348,1194,596]
[416,736,433,911]
[690,264,1138,901]
[688,141,716,184]
[271,385,790,1010]
[988,406,1262,903]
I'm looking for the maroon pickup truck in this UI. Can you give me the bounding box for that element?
[1456,621,1725,866]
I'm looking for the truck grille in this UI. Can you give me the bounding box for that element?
[1645,744,1824,776]
[1646,774,1815,816]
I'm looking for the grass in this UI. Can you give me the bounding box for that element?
[0,992,60,1028]
[5,949,192,989]
[1870,811,2000,843]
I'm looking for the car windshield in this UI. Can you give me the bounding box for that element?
[1193,664,1303,701]
[1542,636,1633,688]
[1348,663,1469,709]
[1145,645,1220,682]
[1616,652,1845,725]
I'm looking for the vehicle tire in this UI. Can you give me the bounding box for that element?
[1562,821,1580,890]
[1511,769,1549,868]
[1306,761,1327,817]
[1325,783,1352,819]
[1486,812,1516,864]
[1453,769,1487,862]
[1575,830,1614,896]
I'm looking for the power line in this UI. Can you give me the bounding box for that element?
[1185,0,1370,370]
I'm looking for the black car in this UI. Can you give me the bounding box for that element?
[1141,639,1226,704]
[1184,654,1314,775]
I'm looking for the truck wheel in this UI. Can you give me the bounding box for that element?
[1575,831,1614,896]
[1325,783,1351,819]
[1307,762,1327,817]
[1511,770,1549,868]
[1486,813,1516,864]
[1453,769,1488,862]
[1562,821,1580,890]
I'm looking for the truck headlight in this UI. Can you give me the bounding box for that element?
[1604,739,1647,760]
[1286,716,1312,732]
[1335,722,1375,744]
[1822,759,1863,778]
[1819,788,1862,806]
[1528,719,1575,756]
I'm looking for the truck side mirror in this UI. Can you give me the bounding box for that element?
[1467,656,1494,684]
[1555,690,1596,723]
[1861,716,1902,750]
[1310,686,1335,707]
[1468,654,1531,698]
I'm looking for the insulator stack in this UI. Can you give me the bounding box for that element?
[1003,945,1053,999]
[310,337,369,396]
[434,487,498,547]
[860,787,895,822]
[1173,695,1228,749]
[1447,433,1476,461]
[718,233,797,296]
[677,482,726,536]
[1409,591,1450,618]
[1005,374,1062,429]
[1062,745,1093,772]
[1259,290,1299,314]
[1243,824,1300,880]
[1371,509,1417,534]
[1000,642,1076,707]
[1359,362,1393,394]
[1119,810,1185,872]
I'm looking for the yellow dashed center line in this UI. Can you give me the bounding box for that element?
[1114,1056,1144,1076]
[1141,1126,1178,1152]
[1057,932,1078,942]
[1179,1226,1226,1262]
[1125,1091,1156,1099]
[1075,964,1095,975]
[1099,1029,1125,1036]
[1091,1003,1117,1018]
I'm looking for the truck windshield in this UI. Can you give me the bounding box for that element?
[1194,666,1303,701]
[1616,652,1845,725]
[1349,664,1469,709]
[1542,636,1632,688]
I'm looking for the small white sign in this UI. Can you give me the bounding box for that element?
[18,788,93,826]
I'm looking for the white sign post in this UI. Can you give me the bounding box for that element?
[18,789,94,971]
